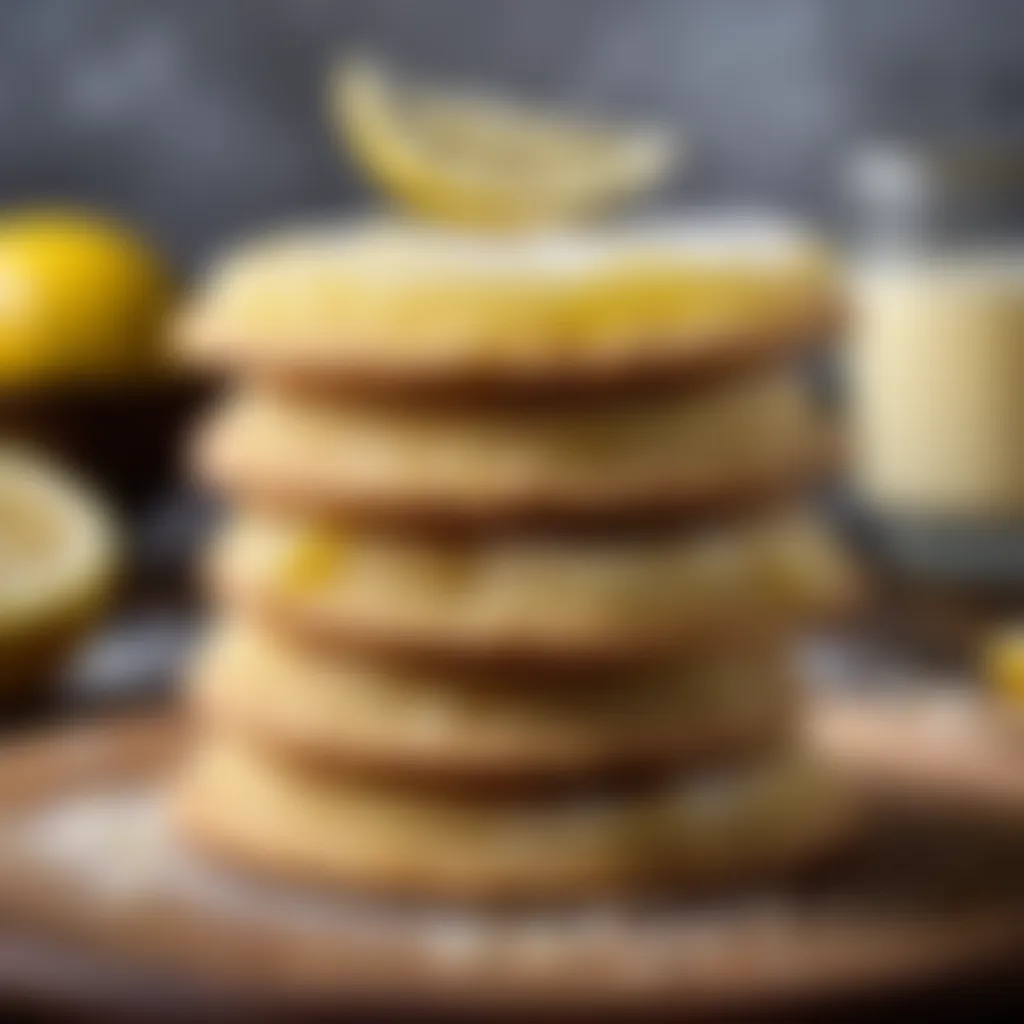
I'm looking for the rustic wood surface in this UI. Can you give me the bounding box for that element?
[0,695,1022,1018]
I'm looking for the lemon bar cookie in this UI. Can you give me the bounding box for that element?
[208,511,855,665]
[176,216,836,399]
[177,738,852,901]
[195,370,832,529]
[190,622,796,787]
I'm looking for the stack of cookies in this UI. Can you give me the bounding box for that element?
[174,217,856,900]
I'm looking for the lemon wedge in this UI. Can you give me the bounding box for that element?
[984,627,1024,706]
[0,447,119,694]
[331,56,676,227]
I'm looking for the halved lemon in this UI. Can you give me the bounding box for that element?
[0,447,119,695]
[331,57,676,227]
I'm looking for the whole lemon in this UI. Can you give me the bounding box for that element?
[0,209,173,386]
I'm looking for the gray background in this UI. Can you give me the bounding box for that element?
[2,0,1024,266]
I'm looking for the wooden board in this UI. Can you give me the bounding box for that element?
[0,697,1022,1018]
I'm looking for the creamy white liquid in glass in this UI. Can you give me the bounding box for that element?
[851,252,1024,521]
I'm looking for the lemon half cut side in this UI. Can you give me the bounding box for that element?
[0,447,119,695]
[332,56,677,227]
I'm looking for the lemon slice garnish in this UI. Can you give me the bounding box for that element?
[331,56,676,227]
[0,447,119,692]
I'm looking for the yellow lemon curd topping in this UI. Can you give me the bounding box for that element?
[276,526,345,592]
[182,215,833,363]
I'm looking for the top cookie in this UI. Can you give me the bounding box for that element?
[175,214,836,399]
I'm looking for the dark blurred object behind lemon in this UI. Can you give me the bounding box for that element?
[0,209,202,508]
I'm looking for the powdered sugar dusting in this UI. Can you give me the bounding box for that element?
[0,784,790,973]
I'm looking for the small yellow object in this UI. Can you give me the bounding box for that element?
[280,529,345,592]
[330,56,676,227]
[0,446,119,696]
[984,629,1024,704]
[0,208,173,386]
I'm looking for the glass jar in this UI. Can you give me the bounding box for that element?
[847,139,1024,586]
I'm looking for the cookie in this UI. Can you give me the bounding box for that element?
[189,622,797,788]
[207,511,858,666]
[175,216,837,400]
[176,739,854,901]
[194,372,835,530]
